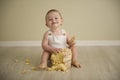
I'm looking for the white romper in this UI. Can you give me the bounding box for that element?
[48,29,67,48]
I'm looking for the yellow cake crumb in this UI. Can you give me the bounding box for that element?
[25,59,30,65]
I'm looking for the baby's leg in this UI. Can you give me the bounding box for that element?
[39,51,50,68]
[70,45,81,68]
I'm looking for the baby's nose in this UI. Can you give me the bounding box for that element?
[52,19,56,22]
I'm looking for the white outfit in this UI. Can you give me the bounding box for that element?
[48,29,67,48]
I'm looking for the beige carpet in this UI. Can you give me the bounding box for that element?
[0,46,120,80]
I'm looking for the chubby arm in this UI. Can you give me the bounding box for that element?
[42,31,61,53]
[42,31,52,52]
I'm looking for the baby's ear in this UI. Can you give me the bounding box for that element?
[46,23,49,28]
[61,18,64,23]
[60,18,64,26]
[45,23,48,26]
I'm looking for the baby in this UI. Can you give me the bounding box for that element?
[39,9,81,70]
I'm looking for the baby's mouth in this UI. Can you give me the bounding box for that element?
[52,22,58,25]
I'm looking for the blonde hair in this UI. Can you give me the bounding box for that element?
[45,9,63,20]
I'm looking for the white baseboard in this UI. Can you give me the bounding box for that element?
[0,40,120,47]
[0,41,41,47]
[76,40,120,46]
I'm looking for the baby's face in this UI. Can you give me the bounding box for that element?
[46,12,63,29]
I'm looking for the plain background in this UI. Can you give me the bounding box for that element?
[0,0,120,41]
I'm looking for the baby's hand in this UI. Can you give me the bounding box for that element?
[51,48,62,54]
[68,36,76,47]
[70,36,75,43]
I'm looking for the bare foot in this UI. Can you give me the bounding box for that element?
[72,61,81,68]
[38,64,47,69]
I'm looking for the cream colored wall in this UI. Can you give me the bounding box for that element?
[0,0,120,41]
